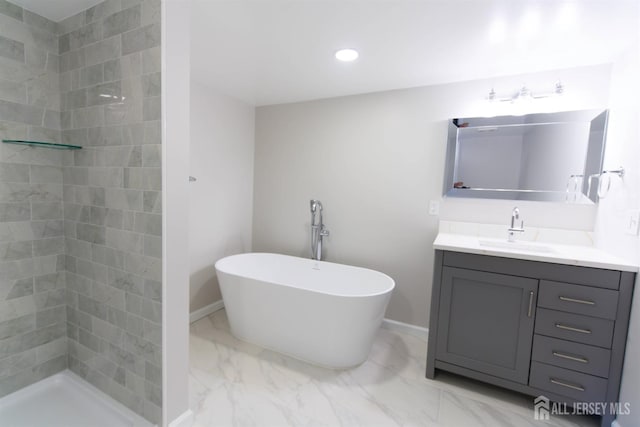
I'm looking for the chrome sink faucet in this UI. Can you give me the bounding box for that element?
[310,200,329,260]
[508,207,525,242]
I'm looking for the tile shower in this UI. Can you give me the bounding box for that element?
[0,0,162,423]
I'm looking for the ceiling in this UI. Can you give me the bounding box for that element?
[191,0,640,106]
[12,0,637,105]
[10,0,103,22]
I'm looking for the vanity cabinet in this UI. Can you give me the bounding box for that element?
[426,251,635,427]
[436,267,537,384]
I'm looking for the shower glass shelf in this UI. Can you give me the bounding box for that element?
[2,139,82,150]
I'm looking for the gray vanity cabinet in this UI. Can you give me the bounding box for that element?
[426,250,636,427]
[436,267,537,384]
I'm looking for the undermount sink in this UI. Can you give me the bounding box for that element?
[478,239,556,254]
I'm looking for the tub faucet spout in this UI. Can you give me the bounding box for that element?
[310,200,329,260]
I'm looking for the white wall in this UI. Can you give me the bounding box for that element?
[253,64,612,327]
[189,82,255,311]
[162,0,191,425]
[593,43,640,427]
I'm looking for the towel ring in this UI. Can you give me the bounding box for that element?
[596,167,624,199]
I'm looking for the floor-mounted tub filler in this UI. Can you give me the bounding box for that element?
[215,253,395,368]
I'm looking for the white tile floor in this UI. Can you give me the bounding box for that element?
[190,310,599,427]
[0,371,152,427]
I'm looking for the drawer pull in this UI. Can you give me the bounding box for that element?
[528,291,534,318]
[552,351,589,364]
[555,323,592,334]
[559,296,595,306]
[550,378,585,392]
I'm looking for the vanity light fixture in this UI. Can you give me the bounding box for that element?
[487,81,564,103]
[335,48,359,62]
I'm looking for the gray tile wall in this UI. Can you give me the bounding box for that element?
[0,0,162,424]
[59,0,162,423]
[0,2,67,399]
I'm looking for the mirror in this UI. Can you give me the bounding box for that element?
[442,109,609,203]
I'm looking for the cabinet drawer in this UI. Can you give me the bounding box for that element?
[539,281,618,320]
[535,308,614,348]
[530,361,608,402]
[532,335,611,378]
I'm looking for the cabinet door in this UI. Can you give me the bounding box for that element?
[436,267,538,384]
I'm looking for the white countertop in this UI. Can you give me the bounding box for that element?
[434,222,638,272]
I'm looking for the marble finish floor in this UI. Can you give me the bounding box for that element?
[190,310,598,427]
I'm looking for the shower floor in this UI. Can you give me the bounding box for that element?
[0,370,153,427]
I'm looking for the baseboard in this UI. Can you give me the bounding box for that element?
[168,409,194,427]
[190,300,225,323]
[382,318,428,340]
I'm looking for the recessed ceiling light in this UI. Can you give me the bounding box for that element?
[335,48,359,62]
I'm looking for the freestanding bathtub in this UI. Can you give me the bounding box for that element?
[215,253,395,369]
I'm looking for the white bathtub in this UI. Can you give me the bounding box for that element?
[215,253,395,369]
